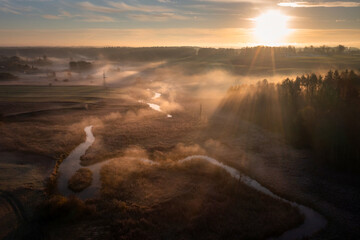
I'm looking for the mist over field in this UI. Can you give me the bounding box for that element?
[0,45,359,240]
[2,0,360,237]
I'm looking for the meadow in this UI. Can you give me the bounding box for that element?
[0,83,305,239]
[1,46,360,239]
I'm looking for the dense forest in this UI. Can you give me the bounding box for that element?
[218,70,360,171]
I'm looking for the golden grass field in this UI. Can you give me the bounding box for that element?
[0,85,305,239]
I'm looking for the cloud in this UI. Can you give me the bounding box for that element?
[129,13,190,22]
[195,0,267,2]
[41,10,116,22]
[59,10,72,17]
[107,1,173,13]
[0,1,34,15]
[0,6,20,14]
[278,1,360,8]
[41,10,76,20]
[80,15,116,22]
[181,1,257,16]
[42,14,62,20]
[78,1,120,13]
[75,1,182,22]
[77,1,173,14]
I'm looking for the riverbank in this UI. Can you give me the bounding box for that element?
[53,126,325,240]
[1,83,358,239]
[208,113,360,239]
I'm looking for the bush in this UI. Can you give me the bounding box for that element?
[68,168,93,192]
[0,72,18,81]
[69,61,92,72]
[37,195,95,222]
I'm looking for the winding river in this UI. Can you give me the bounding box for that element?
[180,155,327,240]
[58,126,327,239]
[146,92,173,118]
[58,126,109,199]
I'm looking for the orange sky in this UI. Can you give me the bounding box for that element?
[0,0,360,47]
[1,28,359,47]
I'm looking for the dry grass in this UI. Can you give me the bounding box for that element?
[0,113,86,159]
[68,168,93,193]
[96,157,303,240]
[80,109,202,166]
[0,86,305,239]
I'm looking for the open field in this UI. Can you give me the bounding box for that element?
[0,86,109,104]
[1,0,360,232]
[97,158,303,239]
[0,84,306,239]
[1,47,360,239]
[168,54,360,76]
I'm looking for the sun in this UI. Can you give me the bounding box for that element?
[254,10,290,46]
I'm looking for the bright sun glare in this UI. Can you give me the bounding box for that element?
[254,10,290,46]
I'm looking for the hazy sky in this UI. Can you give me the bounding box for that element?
[0,0,359,47]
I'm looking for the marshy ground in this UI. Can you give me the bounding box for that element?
[0,55,359,239]
[0,83,305,239]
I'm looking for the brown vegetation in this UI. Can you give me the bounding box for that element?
[80,109,202,166]
[0,72,18,81]
[97,157,303,240]
[68,168,93,193]
[0,117,85,159]
[1,50,359,239]
[38,195,95,223]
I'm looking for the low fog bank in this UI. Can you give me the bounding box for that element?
[1,47,360,240]
[2,45,359,89]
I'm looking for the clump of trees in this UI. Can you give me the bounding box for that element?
[300,45,347,55]
[37,195,94,223]
[34,55,52,66]
[68,168,93,192]
[0,56,35,72]
[220,70,360,171]
[69,61,92,72]
[0,72,18,81]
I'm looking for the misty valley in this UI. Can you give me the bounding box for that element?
[0,46,359,240]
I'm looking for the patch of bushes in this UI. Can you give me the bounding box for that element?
[68,168,93,192]
[37,195,95,223]
[69,61,92,72]
[0,72,18,81]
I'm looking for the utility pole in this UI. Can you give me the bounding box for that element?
[199,103,202,120]
[103,71,107,87]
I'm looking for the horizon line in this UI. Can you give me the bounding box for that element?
[0,44,357,49]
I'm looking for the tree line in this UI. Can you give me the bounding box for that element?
[1,45,358,62]
[220,70,360,171]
